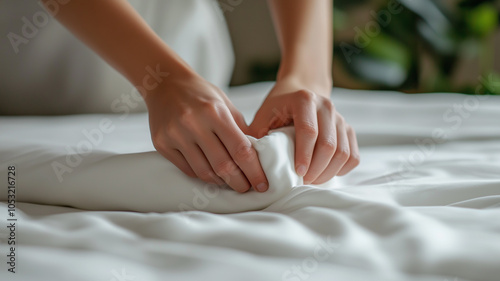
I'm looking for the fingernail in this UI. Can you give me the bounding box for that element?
[256,183,268,192]
[296,165,307,177]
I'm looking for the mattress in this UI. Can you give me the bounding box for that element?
[1,82,500,281]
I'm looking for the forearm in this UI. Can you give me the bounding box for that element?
[42,0,195,98]
[267,0,333,93]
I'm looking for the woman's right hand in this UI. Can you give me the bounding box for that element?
[144,73,269,193]
[40,0,267,192]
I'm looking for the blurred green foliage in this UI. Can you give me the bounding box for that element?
[334,0,500,94]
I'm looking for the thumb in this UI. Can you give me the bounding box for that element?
[248,107,275,139]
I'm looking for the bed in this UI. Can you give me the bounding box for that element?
[1,82,500,281]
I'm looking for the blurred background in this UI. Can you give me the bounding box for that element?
[223,0,500,94]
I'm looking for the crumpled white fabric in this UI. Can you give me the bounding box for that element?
[2,83,500,281]
[0,117,304,213]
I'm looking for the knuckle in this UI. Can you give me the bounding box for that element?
[165,122,183,140]
[233,143,256,163]
[201,100,225,116]
[233,183,251,193]
[337,114,345,124]
[198,170,218,183]
[296,89,315,102]
[176,164,197,178]
[350,153,361,167]
[321,98,335,111]
[185,172,197,179]
[179,109,197,128]
[151,133,162,146]
[347,125,356,135]
[318,138,337,154]
[164,122,176,135]
[214,160,239,178]
[299,122,318,137]
[335,147,350,163]
[152,134,168,151]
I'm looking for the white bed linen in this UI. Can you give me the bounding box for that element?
[1,82,500,281]
[0,117,302,213]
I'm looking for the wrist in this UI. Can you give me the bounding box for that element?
[277,55,332,95]
[276,67,332,96]
[133,53,199,103]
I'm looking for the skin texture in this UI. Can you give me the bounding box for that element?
[42,0,359,191]
[146,73,265,193]
[250,0,360,184]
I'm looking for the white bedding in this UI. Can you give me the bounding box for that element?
[1,82,500,281]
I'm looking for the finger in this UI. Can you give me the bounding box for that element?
[213,111,269,192]
[162,148,197,178]
[249,102,291,139]
[151,134,197,178]
[180,143,225,185]
[337,125,361,176]
[248,107,272,139]
[292,91,318,177]
[313,118,350,184]
[197,132,252,193]
[303,102,337,184]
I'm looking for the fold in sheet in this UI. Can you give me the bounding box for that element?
[0,118,304,213]
[2,83,500,281]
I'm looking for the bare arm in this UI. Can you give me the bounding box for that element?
[250,0,360,184]
[43,0,269,192]
[42,0,191,90]
[268,0,333,92]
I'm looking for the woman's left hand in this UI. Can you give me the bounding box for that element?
[248,79,360,184]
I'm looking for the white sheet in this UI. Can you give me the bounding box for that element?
[0,116,303,213]
[1,82,500,281]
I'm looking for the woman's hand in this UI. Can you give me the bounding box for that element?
[145,73,268,193]
[249,78,360,184]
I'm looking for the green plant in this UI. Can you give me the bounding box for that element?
[334,0,500,94]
